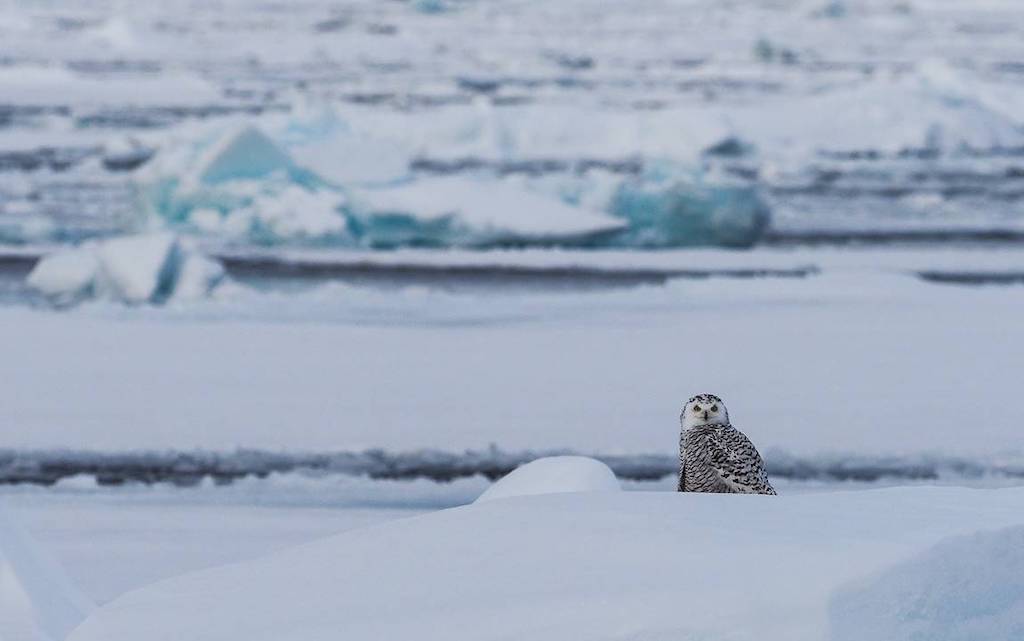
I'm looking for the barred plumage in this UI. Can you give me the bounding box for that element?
[677,394,776,495]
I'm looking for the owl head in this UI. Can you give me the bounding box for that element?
[680,393,729,429]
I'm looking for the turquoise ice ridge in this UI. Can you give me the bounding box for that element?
[132,122,770,250]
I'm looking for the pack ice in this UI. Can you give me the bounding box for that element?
[27,233,224,305]
[133,110,771,249]
[67,456,1024,641]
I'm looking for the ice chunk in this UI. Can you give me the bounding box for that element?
[187,208,224,234]
[171,250,226,301]
[609,169,770,248]
[348,178,626,247]
[829,526,1024,641]
[192,126,294,186]
[0,507,94,641]
[95,233,180,303]
[26,247,100,304]
[27,234,226,305]
[280,103,411,188]
[475,456,620,503]
[245,186,349,242]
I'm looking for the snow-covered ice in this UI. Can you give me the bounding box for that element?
[6,248,1024,458]
[348,177,626,247]
[830,526,1024,641]
[66,486,1024,641]
[27,234,224,304]
[0,507,94,641]
[474,456,620,504]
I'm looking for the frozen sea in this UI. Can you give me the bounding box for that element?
[2,0,1024,632]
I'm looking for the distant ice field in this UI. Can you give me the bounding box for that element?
[5,0,1024,248]
[2,246,1022,466]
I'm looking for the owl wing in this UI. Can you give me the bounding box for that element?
[704,426,776,495]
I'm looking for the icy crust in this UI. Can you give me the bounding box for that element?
[0,507,94,641]
[27,234,224,305]
[474,456,620,503]
[829,526,1024,641]
[68,487,1024,641]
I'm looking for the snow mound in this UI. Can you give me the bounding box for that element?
[27,234,224,305]
[475,456,620,503]
[0,507,94,641]
[68,487,1024,641]
[829,525,1024,641]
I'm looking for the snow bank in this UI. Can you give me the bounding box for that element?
[27,234,224,305]
[829,525,1024,641]
[0,507,94,641]
[68,487,1024,641]
[474,456,620,503]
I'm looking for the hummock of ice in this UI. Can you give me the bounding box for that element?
[829,525,1024,641]
[68,487,1024,641]
[134,107,771,249]
[474,456,620,504]
[138,124,353,246]
[608,166,770,248]
[0,507,94,641]
[347,178,626,248]
[27,233,224,305]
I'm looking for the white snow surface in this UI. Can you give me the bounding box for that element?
[475,456,620,504]
[0,507,94,641]
[829,525,1024,641]
[6,248,1024,457]
[68,486,1024,641]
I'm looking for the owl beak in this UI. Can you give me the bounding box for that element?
[703,411,709,420]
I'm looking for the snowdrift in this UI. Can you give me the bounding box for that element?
[474,456,620,503]
[69,485,1024,641]
[0,507,94,641]
[829,525,1024,641]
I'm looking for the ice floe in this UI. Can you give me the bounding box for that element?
[347,177,626,247]
[609,165,770,248]
[27,234,224,305]
[130,109,772,249]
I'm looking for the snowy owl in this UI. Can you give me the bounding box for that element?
[677,394,776,495]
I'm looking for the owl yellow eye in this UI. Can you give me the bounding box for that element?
[711,405,718,412]
[693,405,702,412]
